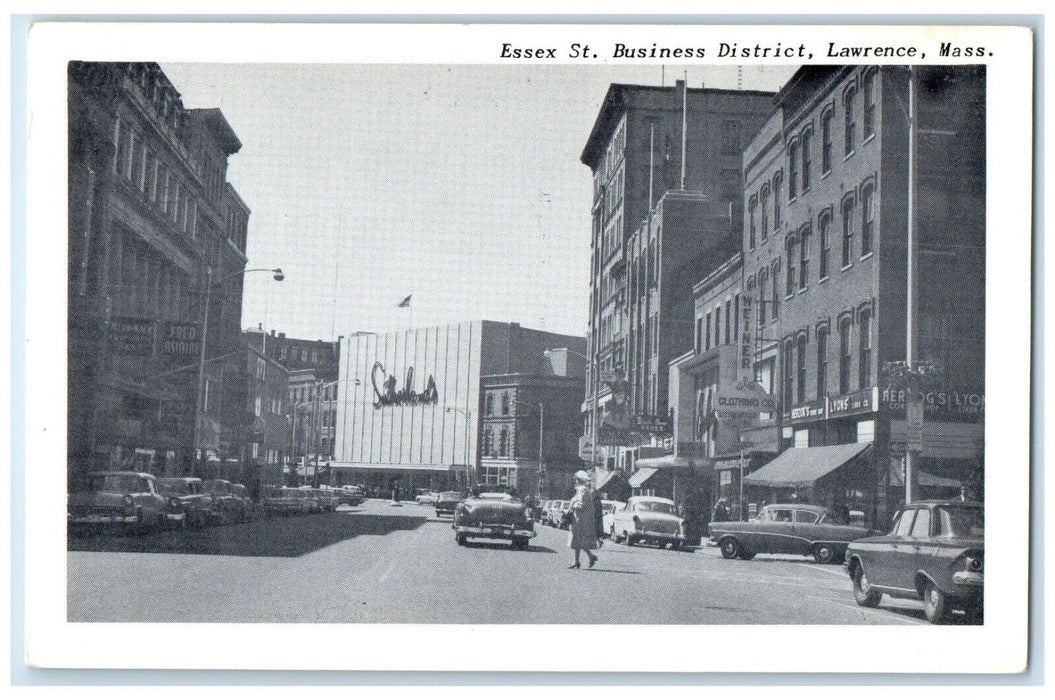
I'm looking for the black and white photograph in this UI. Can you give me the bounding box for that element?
[20,21,1033,674]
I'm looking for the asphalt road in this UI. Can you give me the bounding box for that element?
[67,499,946,624]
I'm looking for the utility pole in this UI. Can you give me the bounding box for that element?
[905,66,920,504]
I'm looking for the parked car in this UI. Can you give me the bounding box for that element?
[415,490,439,505]
[708,503,875,564]
[203,479,250,522]
[231,483,257,520]
[68,471,176,534]
[611,496,689,549]
[312,487,341,512]
[600,500,625,538]
[434,491,464,518]
[845,500,984,624]
[338,485,366,507]
[263,487,315,516]
[546,500,571,528]
[157,477,215,528]
[452,492,536,549]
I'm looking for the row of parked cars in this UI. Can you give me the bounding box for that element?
[539,496,698,550]
[68,470,367,535]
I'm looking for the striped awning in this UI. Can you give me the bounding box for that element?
[628,467,659,488]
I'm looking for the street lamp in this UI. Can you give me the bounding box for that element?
[545,347,598,480]
[193,266,283,476]
[445,406,473,489]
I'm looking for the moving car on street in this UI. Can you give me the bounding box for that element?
[844,500,984,624]
[434,491,464,518]
[610,496,689,549]
[709,503,874,564]
[452,492,536,549]
[68,471,174,534]
[157,477,215,529]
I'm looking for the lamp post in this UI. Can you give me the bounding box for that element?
[445,406,473,489]
[545,347,597,481]
[192,266,283,477]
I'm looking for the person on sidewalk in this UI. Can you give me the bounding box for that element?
[567,470,599,569]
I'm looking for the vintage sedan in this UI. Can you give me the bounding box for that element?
[68,471,176,534]
[452,492,536,549]
[312,487,341,512]
[600,500,625,538]
[610,496,689,549]
[709,503,874,564]
[203,479,250,522]
[415,490,439,505]
[231,483,257,520]
[546,500,572,528]
[845,500,984,624]
[434,491,464,518]
[157,477,215,528]
[338,485,366,507]
[263,487,314,516]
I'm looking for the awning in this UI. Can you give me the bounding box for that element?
[744,442,872,488]
[635,454,692,470]
[594,470,624,491]
[628,467,659,488]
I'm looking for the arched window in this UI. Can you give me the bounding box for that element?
[844,86,858,155]
[863,69,877,138]
[498,428,509,457]
[757,268,769,326]
[501,393,510,415]
[842,195,856,267]
[748,195,758,249]
[771,261,780,320]
[484,429,494,456]
[772,171,783,230]
[799,225,811,290]
[858,306,873,388]
[788,142,799,199]
[816,324,829,397]
[786,237,798,297]
[801,129,813,192]
[839,316,853,394]
[796,333,808,404]
[819,210,832,279]
[782,338,795,410]
[821,109,834,174]
[861,181,875,256]
[760,185,770,240]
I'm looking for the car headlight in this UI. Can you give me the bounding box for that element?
[967,555,983,572]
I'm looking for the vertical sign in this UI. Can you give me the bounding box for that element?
[905,400,924,452]
[739,295,754,381]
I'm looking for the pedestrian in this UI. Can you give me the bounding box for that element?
[567,470,599,569]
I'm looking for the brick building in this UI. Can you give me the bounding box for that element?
[738,66,985,525]
[68,62,250,480]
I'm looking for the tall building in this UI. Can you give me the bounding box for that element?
[332,322,585,495]
[579,79,775,473]
[738,66,985,525]
[68,62,250,480]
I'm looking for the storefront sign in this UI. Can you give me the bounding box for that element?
[786,398,827,422]
[739,296,754,375]
[108,317,155,356]
[716,378,777,414]
[828,387,879,418]
[371,362,439,408]
[881,387,984,422]
[578,435,595,461]
[161,322,200,357]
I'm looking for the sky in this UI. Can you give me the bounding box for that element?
[161,63,798,342]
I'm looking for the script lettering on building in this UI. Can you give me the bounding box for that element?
[371,362,439,408]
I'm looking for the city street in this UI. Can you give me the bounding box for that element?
[68,499,942,625]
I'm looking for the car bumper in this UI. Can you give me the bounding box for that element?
[163,512,186,524]
[435,507,458,516]
[453,524,536,539]
[952,571,984,586]
[635,529,683,543]
[69,513,138,525]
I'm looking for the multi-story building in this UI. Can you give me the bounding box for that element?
[235,342,290,494]
[739,66,985,525]
[579,79,775,474]
[68,62,249,481]
[332,322,585,496]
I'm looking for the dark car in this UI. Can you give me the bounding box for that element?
[157,477,215,528]
[708,503,875,564]
[434,491,464,518]
[203,479,250,523]
[68,471,178,534]
[844,500,984,624]
[452,492,536,549]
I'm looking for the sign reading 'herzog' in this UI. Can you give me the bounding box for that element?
[371,362,439,408]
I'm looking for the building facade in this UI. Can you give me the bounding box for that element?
[579,80,775,476]
[68,62,250,481]
[739,66,985,525]
[333,322,586,496]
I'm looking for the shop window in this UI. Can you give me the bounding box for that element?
[857,419,875,444]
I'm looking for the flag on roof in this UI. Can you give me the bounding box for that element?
[397,294,412,308]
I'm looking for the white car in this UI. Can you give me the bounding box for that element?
[600,500,625,538]
[415,491,439,505]
[610,496,688,549]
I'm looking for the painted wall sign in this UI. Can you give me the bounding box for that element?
[715,378,777,414]
[108,316,155,356]
[371,362,439,408]
[161,321,200,357]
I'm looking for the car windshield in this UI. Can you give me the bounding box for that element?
[204,481,230,494]
[439,492,462,500]
[89,474,149,493]
[636,501,676,515]
[936,505,984,537]
[158,480,192,495]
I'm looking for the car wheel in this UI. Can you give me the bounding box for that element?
[455,533,467,546]
[922,580,949,624]
[813,543,836,565]
[625,533,636,547]
[852,562,882,608]
[720,537,741,559]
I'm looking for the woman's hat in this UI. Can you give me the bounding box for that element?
[574,470,590,483]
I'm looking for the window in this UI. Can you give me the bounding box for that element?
[794,510,820,524]
[772,172,783,230]
[861,182,875,256]
[821,110,833,173]
[748,196,757,249]
[725,300,732,344]
[819,212,832,278]
[863,70,876,138]
[705,311,712,350]
[757,268,769,327]
[760,186,770,239]
[734,294,740,339]
[499,428,508,457]
[839,317,853,394]
[695,317,702,353]
[786,238,797,296]
[485,394,494,415]
[797,334,808,403]
[788,142,799,199]
[782,339,794,410]
[894,509,916,536]
[502,393,510,415]
[714,306,721,346]
[771,263,780,320]
[842,197,855,268]
[858,307,873,388]
[484,429,494,456]
[910,508,931,538]
[721,120,741,156]
[801,130,812,191]
[844,86,857,155]
[799,226,811,289]
[816,326,829,397]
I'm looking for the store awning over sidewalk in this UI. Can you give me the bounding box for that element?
[635,454,694,470]
[628,467,659,488]
[744,442,872,488]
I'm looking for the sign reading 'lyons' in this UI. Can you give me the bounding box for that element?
[371,362,439,408]
[716,379,777,414]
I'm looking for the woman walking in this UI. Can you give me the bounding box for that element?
[567,470,599,569]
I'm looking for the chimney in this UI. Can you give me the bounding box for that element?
[270,329,276,337]
[278,332,285,339]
